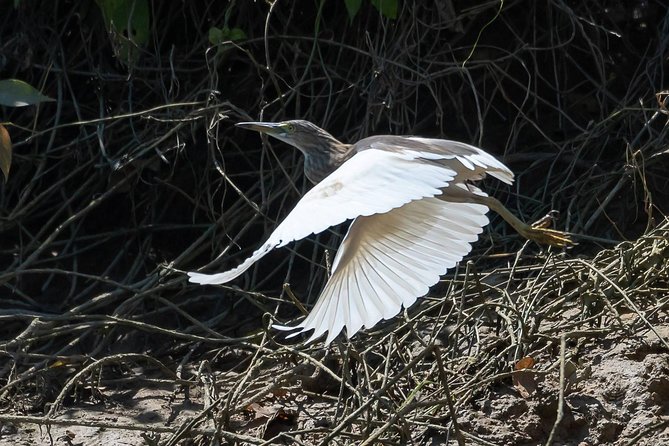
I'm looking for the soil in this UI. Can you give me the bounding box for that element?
[456,323,669,446]
[2,322,668,445]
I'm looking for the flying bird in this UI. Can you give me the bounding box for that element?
[188,120,572,344]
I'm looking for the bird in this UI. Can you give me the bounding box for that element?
[188,120,572,345]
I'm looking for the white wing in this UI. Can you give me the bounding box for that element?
[188,149,458,285]
[273,196,489,345]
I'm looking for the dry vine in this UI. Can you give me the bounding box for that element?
[1,0,667,444]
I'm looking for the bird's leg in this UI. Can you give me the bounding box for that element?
[439,192,574,247]
[476,195,574,247]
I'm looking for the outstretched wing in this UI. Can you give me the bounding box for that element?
[273,196,490,344]
[188,149,458,285]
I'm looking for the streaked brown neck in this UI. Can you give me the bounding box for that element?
[303,140,355,184]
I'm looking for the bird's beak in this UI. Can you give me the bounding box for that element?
[235,121,283,135]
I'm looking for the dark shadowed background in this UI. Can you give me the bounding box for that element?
[1,1,668,444]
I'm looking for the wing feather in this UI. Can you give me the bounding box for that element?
[273,196,490,344]
[364,136,514,185]
[188,149,457,284]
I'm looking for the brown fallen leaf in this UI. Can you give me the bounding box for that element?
[272,387,288,398]
[515,356,535,370]
[513,356,537,398]
[262,408,298,440]
[242,402,276,430]
[245,402,281,419]
[0,124,11,182]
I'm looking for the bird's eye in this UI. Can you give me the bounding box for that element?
[285,124,296,133]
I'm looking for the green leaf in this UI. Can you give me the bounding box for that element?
[228,27,246,42]
[344,0,362,21]
[0,124,12,182]
[208,26,224,45]
[95,0,150,66]
[209,26,246,45]
[0,79,55,107]
[370,0,398,19]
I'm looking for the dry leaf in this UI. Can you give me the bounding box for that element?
[242,402,281,431]
[262,408,298,440]
[272,387,288,398]
[564,360,578,381]
[513,356,537,398]
[0,124,11,182]
[244,402,276,419]
[515,356,536,370]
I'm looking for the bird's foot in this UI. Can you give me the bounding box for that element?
[514,210,575,247]
[520,224,574,247]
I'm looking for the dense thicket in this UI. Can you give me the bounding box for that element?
[1,1,667,443]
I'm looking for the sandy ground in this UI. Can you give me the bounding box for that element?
[2,323,668,445]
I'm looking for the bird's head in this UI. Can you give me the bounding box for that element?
[236,120,344,158]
